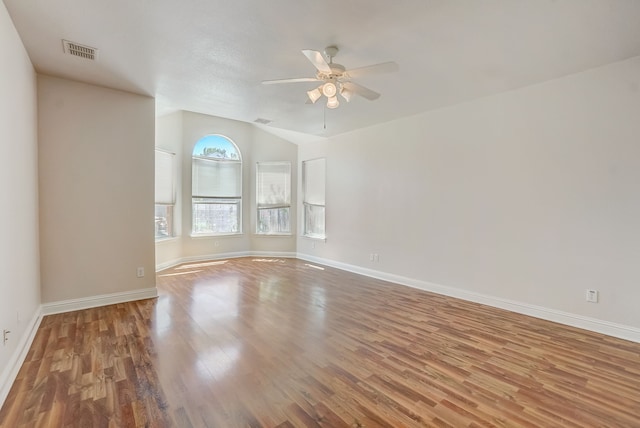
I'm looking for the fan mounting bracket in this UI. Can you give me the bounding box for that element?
[324,45,339,60]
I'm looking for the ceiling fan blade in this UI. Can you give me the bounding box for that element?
[342,82,380,101]
[302,49,332,74]
[262,77,320,85]
[344,61,399,79]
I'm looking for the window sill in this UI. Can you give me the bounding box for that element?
[190,233,242,238]
[302,235,326,242]
[254,233,293,237]
[155,236,179,243]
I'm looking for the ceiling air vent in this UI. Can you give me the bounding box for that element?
[254,118,272,125]
[62,40,98,60]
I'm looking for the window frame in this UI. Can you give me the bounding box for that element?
[155,148,176,241]
[256,161,292,236]
[302,157,326,240]
[191,134,243,237]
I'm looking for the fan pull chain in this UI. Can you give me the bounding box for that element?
[323,106,327,130]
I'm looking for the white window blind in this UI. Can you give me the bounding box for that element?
[257,162,291,207]
[303,158,325,205]
[192,157,241,198]
[256,162,291,235]
[155,149,175,204]
[303,158,326,238]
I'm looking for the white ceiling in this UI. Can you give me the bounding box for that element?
[5,0,640,138]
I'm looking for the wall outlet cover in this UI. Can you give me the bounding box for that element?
[586,289,599,303]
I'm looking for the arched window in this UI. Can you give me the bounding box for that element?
[191,135,242,235]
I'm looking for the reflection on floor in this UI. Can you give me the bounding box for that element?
[1,257,639,427]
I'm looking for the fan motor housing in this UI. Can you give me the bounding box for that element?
[318,63,345,81]
[329,63,345,74]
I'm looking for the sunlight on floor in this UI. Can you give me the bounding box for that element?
[158,270,203,277]
[304,263,325,270]
[177,260,228,269]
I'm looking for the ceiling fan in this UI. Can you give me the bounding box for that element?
[262,46,398,109]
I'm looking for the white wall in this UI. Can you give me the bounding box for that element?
[155,111,297,268]
[298,56,640,330]
[0,0,41,390]
[38,75,156,303]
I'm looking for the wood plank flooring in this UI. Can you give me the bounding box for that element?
[1,257,639,427]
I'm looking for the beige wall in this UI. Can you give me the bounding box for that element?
[38,75,156,303]
[0,0,40,384]
[298,56,640,329]
[155,111,297,268]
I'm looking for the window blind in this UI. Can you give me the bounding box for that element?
[303,158,325,205]
[257,162,291,207]
[155,149,175,204]
[192,157,241,198]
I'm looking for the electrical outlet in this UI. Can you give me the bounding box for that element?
[369,253,374,261]
[3,330,10,345]
[137,267,145,278]
[586,289,599,303]
[374,253,379,262]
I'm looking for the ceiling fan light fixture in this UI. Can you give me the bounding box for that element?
[262,47,397,110]
[322,82,337,98]
[326,96,339,109]
[307,87,322,103]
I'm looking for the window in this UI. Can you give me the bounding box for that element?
[256,162,291,235]
[191,135,242,235]
[302,158,326,239]
[155,149,175,239]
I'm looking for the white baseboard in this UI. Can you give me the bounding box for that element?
[297,253,640,344]
[156,251,297,272]
[0,307,42,409]
[41,287,158,316]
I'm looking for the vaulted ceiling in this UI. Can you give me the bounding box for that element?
[5,0,640,138]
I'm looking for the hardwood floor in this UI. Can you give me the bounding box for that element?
[1,257,639,427]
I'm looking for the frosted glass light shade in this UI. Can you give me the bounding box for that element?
[322,82,337,97]
[326,96,339,109]
[340,87,353,102]
[307,87,322,103]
